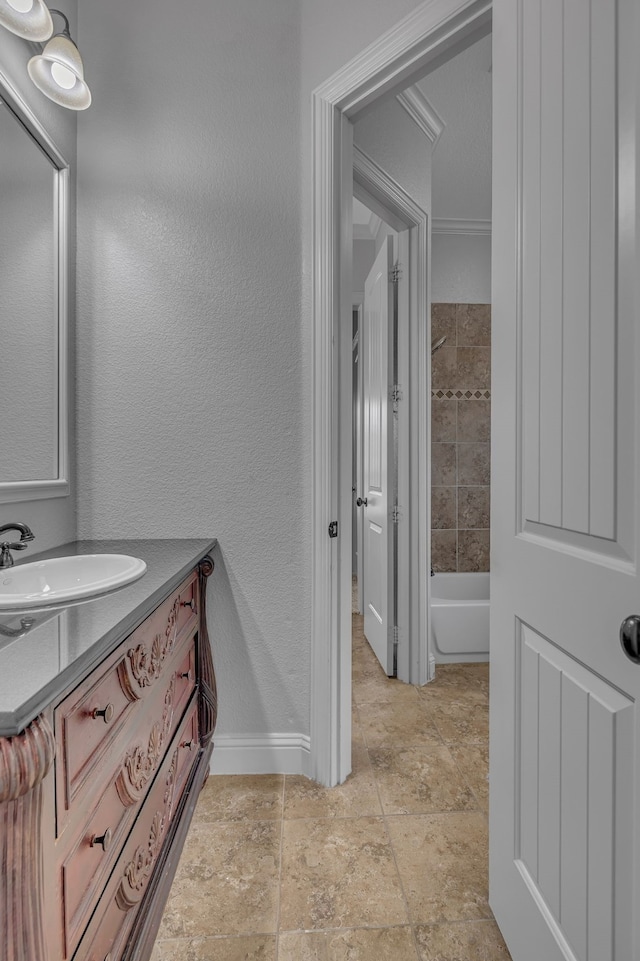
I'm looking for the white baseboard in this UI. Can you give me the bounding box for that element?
[209,733,312,777]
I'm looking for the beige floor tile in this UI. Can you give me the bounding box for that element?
[195,774,284,822]
[353,665,422,703]
[151,935,277,960]
[284,741,382,819]
[387,813,491,924]
[279,817,408,930]
[430,701,489,745]
[278,926,419,961]
[157,820,280,939]
[414,920,512,960]
[425,662,488,692]
[357,697,442,748]
[369,745,477,815]
[450,743,489,813]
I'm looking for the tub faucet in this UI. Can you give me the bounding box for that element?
[0,522,35,569]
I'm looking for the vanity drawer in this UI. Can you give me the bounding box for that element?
[55,578,198,834]
[58,644,196,958]
[118,573,198,700]
[55,653,137,822]
[75,704,199,961]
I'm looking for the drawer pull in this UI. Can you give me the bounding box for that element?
[181,739,194,750]
[90,828,112,852]
[180,598,196,612]
[178,669,193,681]
[91,703,114,724]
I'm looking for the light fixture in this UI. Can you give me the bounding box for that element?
[0,0,53,42]
[27,8,91,110]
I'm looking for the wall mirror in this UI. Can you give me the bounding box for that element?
[0,68,69,503]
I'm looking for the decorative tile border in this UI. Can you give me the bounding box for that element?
[432,389,491,399]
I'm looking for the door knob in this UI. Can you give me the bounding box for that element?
[620,615,640,663]
[356,497,368,507]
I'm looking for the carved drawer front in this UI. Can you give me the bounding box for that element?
[118,573,198,700]
[55,652,137,826]
[76,704,199,961]
[59,645,195,960]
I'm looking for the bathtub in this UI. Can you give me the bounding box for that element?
[430,572,490,663]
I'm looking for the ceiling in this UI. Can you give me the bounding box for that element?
[352,33,492,230]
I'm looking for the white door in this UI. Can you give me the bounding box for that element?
[490,1,640,960]
[361,236,395,675]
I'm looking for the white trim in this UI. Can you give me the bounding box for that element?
[209,734,312,777]
[0,66,70,504]
[432,217,492,235]
[352,146,429,686]
[311,0,491,787]
[396,85,446,145]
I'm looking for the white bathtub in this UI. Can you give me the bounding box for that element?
[430,572,490,663]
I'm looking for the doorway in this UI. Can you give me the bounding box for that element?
[309,0,492,789]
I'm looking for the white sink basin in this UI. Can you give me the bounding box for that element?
[0,554,147,610]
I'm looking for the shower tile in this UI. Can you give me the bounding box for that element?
[456,347,491,389]
[414,920,511,960]
[151,936,277,961]
[431,397,457,442]
[458,530,490,572]
[156,820,280,938]
[432,303,457,344]
[369,744,477,814]
[457,398,490,443]
[194,774,284,823]
[279,817,408,931]
[432,487,457,530]
[431,346,458,388]
[456,304,491,345]
[431,444,457,486]
[457,444,490,486]
[431,530,457,573]
[458,487,490,530]
[387,813,491,923]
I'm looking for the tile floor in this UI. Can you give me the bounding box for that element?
[150,614,512,960]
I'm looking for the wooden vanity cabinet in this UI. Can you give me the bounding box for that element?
[0,555,217,961]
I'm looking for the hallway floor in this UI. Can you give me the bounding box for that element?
[150,614,511,960]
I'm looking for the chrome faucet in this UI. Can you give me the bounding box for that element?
[0,522,35,569]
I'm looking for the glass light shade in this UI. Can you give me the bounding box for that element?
[28,34,91,110]
[0,0,53,41]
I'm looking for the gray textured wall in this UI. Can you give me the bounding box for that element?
[76,0,426,754]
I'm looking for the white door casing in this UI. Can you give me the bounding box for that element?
[490,0,640,959]
[311,0,491,787]
[362,236,395,675]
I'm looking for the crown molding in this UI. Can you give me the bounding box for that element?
[432,217,492,235]
[353,209,383,241]
[396,84,446,145]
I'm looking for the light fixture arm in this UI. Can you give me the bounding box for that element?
[47,9,71,40]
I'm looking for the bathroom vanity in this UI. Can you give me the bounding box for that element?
[0,538,217,961]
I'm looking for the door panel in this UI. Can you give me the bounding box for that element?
[362,236,394,674]
[491,0,640,958]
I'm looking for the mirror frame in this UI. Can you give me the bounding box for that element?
[0,66,69,503]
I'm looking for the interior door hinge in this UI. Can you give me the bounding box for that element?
[393,625,399,649]
[392,506,402,524]
[390,262,402,284]
[328,520,338,539]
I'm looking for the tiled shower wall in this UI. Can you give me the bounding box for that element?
[431,303,491,572]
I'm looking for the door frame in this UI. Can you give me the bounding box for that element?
[310,0,493,785]
[353,146,429,687]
